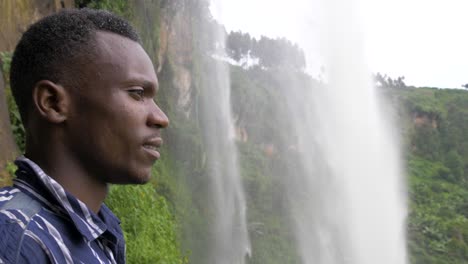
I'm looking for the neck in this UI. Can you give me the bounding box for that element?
[26,142,108,214]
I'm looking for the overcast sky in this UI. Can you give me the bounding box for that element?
[210,0,468,88]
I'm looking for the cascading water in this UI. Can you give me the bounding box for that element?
[282,2,408,262]
[196,2,251,263]
[211,0,407,263]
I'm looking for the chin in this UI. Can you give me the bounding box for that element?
[116,177,151,185]
[133,175,152,184]
[111,168,153,185]
[128,171,153,184]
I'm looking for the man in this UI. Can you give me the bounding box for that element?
[0,8,169,264]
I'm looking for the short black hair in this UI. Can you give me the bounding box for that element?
[10,8,141,123]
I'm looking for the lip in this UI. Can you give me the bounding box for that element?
[142,137,163,160]
[142,145,160,159]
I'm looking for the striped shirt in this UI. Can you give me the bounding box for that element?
[0,157,126,264]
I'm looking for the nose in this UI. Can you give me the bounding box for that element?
[147,100,169,128]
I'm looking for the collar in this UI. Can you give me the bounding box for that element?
[13,156,121,242]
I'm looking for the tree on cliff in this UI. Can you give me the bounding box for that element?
[374,73,406,88]
[226,31,253,61]
[226,32,306,70]
[252,36,305,69]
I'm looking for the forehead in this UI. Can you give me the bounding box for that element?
[93,31,140,55]
[87,31,157,85]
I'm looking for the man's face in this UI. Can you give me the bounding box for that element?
[65,31,169,184]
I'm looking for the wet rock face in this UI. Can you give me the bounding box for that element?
[413,112,438,129]
[159,2,195,118]
[0,0,75,52]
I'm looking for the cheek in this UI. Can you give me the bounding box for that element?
[69,96,128,156]
[95,107,146,166]
[69,92,151,177]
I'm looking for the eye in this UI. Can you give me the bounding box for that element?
[128,88,145,100]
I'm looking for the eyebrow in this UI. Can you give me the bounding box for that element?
[142,80,158,92]
[125,78,158,93]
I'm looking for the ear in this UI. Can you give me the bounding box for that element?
[32,80,69,123]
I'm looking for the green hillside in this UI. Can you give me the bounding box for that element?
[389,86,468,263]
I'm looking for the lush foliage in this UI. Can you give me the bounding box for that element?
[0,51,25,152]
[407,156,468,263]
[106,183,186,264]
[76,0,131,18]
[383,84,468,263]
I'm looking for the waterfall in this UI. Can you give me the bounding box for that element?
[196,2,251,263]
[211,0,407,263]
[287,1,407,263]
[198,54,251,264]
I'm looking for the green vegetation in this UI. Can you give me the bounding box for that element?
[77,0,132,18]
[0,51,25,152]
[106,183,186,264]
[383,84,468,263]
[407,156,468,263]
[238,142,301,264]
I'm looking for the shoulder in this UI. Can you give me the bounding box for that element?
[0,209,51,264]
[0,188,52,263]
[0,187,43,225]
[0,187,20,205]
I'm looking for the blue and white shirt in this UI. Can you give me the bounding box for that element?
[0,157,126,264]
